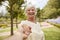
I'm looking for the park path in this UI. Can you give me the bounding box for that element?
[0,31,17,36]
[0,22,54,40]
[40,22,54,28]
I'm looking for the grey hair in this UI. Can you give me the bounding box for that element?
[25,4,37,15]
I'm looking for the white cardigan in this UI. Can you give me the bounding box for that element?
[18,20,45,40]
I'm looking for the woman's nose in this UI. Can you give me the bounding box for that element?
[30,10,33,12]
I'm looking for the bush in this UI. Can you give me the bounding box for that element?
[0,24,8,28]
[47,22,60,28]
[53,23,60,28]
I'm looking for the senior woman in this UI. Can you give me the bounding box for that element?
[18,5,45,40]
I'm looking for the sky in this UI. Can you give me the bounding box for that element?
[24,0,49,9]
[0,5,7,16]
[0,0,48,16]
[0,1,8,16]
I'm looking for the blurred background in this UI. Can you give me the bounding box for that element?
[0,0,60,40]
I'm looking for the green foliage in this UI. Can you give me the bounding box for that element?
[42,0,60,19]
[36,8,41,22]
[36,8,40,17]
[7,0,24,19]
[0,24,7,28]
[0,0,5,5]
[44,0,60,9]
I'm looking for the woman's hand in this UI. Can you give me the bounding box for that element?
[22,24,32,39]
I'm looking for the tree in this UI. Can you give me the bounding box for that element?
[36,8,41,22]
[7,0,24,35]
[0,0,5,5]
[42,0,60,19]
[0,0,24,35]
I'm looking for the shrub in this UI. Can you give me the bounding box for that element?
[0,24,8,28]
[47,22,60,28]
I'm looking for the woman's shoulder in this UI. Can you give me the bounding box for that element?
[21,20,26,23]
[20,20,25,23]
[18,20,27,28]
[20,20,28,24]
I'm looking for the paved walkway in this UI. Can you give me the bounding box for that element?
[0,31,17,36]
[4,31,22,40]
[40,22,54,28]
[0,32,10,36]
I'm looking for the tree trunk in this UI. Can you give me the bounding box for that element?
[10,4,14,35]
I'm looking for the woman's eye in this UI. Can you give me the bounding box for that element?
[32,9,34,11]
[27,10,30,11]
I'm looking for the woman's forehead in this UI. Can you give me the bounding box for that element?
[28,7,35,10]
[26,6,35,10]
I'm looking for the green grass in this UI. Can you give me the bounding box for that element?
[0,35,10,40]
[0,27,17,33]
[42,27,60,40]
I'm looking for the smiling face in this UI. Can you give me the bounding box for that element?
[26,6,36,18]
